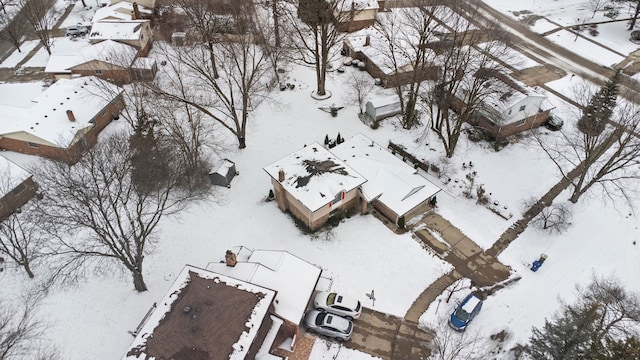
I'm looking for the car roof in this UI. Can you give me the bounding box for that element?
[461,294,482,313]
[322,313,351,331]
[320,292,359,308]
[334,294,359,308]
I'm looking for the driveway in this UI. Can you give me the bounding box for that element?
[345,308,433,360]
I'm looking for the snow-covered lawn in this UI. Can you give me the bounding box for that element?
[0,0,639,359]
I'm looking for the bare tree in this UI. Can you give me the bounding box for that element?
[347,71,375,114]
[0,0,10,15]
[0,10,28,52]
[372,5,441,129]
[425,1,513,157]
[19,0,56,55]
[0,207,48,279]
[154,97,221,178]
[150,10,271,149]
[426,315,491,360]
[285,0,351,97]
[524,198,573,234]
[0,295,59,360]
[32,131,208,292]
[175,0,230,79]
[538,99,640,204]
[588,0,608,17]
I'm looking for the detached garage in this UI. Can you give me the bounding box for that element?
[209,159,238,188]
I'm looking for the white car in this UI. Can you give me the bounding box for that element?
[303,310,353,341]
[65,25,90,37]
[313,292,362,320]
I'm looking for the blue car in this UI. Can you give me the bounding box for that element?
[449,293,483,331]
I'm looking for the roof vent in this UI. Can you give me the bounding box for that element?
[183,306,191,314]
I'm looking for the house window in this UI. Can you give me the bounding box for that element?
[519,105,526,111]
[331,191,345,206]
[27,142,39,148]
[95,70,103,75]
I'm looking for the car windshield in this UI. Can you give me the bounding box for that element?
[454,307,471,322]
[315,312,326,326]
[326,293,337,306]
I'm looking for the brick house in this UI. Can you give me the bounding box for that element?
[0,77,125,164]
[206,247,322,358]
[89,20,153,56]
[92,1,153,22]
[331,134,440,225]
[334,0,380,32]
[123,265,279,360]
[265,135,441,230]
[45,40,157,84]
[343,29,439,88]
[0,157,38,221]
[264,143,367,232]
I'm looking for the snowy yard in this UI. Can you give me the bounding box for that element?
[0,0,639,359]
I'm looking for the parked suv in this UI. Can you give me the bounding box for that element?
[449,293,483,331]
[66,25,90,37]
[304,310,353,341]
[314,292,362,320]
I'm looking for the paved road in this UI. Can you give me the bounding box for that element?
[467,1,640,102]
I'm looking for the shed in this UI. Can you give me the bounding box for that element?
[365,96,402,121]
[209,159,238,188]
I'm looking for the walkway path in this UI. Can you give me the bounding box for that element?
[403,111,624,324]
[346,308,433,360]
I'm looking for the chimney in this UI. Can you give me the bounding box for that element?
[132,2,141,20]
[364,35,370,46]
[225,250,237,267]
[66,110,76,122]
[278,169,285,182]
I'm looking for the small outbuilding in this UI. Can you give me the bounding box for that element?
[365,96,402,122]
[209,159,238,188]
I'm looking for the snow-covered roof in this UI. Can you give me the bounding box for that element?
[123,265,276,360]
[0,77,123,146]
[331,134,441,217]
[81,40,138,66]
[210,158,235,176]
[336,0,378,11]
[92,1,152,22]
[207,248,322,324]
[132,56,156,69]
[0,156,32,198]
[263,143,367,212]
[44,55,83,73]
[475,70,548,123]
[45,40,137,73]
[255,315,284,360]
[89,20,149,41]
[462,294,482,313]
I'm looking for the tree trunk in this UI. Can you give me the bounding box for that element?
[81,0,87,7]
[629,1,640,30]
[133,270,148,292]
[207,41,219,79]
[22,261,35,278]
[272,0,280,48]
